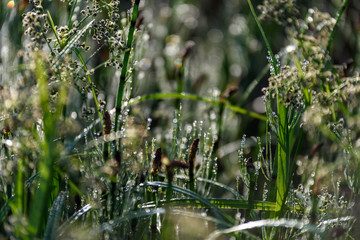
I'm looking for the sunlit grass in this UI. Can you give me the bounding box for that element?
[0,0,359,239]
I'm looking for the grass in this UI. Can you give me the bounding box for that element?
[1,0,360,239]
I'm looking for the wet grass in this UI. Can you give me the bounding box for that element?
[1,0,360,239]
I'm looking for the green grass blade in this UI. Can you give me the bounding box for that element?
[326,0,349,53]
[64,118,101,153]
[14,158,24,215]
[44,191,66,240]
[113,0,141,134]
[239,65,269,106]
[71,46,103,127]
[57,204,92,236]
[274,103,290,216]
[1,173,40,223]
[129,93,266,121]
[197,177,245,200]
[171,174,245,199]
[141,198,277,211]
[0,196,12,223]
[146,181,234,226]
[247,0,278,75]
[206,218,324,240]
[46,10,62,47]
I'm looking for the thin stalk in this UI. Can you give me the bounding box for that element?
[67,0,78,29]
[245,158,256,222]
[247,0,291,222]
[326,0,349,53]
[150,175,159,240]
[3,133,12,200]
[239,65,269,106]
[113,0,140,135]
[188,139,199,192]
[72,47,104,128]
[175,64,184,111]
[162,169,174,240]
[103,110,112,161]
[247,0,279,75]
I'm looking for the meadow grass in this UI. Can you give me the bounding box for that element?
[1,0,360,239]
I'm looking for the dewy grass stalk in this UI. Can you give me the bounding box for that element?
[188,138,199,192]
[72,47,104,128]
[113,0,140,139]
[247,0,293,221]
[325,0,349,54]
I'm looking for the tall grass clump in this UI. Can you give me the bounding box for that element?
[1,0,360,239]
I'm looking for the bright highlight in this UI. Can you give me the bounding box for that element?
[7,0,15,8]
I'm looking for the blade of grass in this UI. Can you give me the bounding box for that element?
[113,0,140,135]
[206,218,324,240]
[247,0,279,75]
[140,198,277,211]
[239,65,269,106]
[158,173,245,199]
[274,103,290,217]
[146,181,234,226]
[46,10,62,47]
[72,46,104,128]
[0,196,12,223]
[129,92,267,121]
[326,0,349,53]
[57,204,92,236]
[247,0,292,220]
[44,191,66,240]
[14,157,24,216]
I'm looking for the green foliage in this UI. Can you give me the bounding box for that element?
[0,0,359,239]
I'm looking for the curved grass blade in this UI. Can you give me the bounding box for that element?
[57,204,92,236]
[128,93,266,121]
[206,218,323,240]
[317,216,354,227]
[172,174,245,200]
[326,0,349,53]
[64,118,101,153]
[146,181,234,226]
[141,198,276,211]
[71,46,103,127]
[1,173,39,223]
[239,65,269,106]
[247,0,278,75]
[0,196,12,223]
[46,10,61,47]
[197,177,245,200]
[44,191,66,240]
